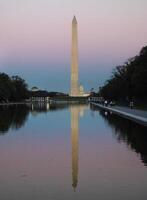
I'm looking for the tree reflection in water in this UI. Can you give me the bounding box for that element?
[0,105,30,134]
[90,104,147,166]
[0,102,86,133]
[0,103,70,134]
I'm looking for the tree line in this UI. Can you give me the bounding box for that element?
[99,46,147,102]
[0,73,28,102]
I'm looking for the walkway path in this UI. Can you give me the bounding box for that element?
[92,103,147,127]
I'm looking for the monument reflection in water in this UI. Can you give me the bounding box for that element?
[70,104,87,190]
[0,103,147,199]
[0,103,147,168]
[0,103,86,190]
[71,105,79,190]
[32,102,88,190]
[0,103,147,169]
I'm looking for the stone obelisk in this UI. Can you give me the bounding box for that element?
[71,16,79,96]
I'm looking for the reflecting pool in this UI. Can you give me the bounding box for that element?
[0,103,147,200]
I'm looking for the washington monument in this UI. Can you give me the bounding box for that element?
[71,16,80,96]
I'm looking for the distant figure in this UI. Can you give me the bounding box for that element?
[110,101,116,106]
[130,101,134,109]
[104,100,108,107]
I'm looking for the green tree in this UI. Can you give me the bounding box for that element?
[11,76,28,101]
[99,46,147,101]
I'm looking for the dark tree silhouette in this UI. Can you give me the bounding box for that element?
[0,73,29,102]
[99,46,147,102]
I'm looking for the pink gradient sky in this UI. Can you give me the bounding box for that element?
[0,0,147,91]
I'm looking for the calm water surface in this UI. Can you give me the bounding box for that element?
[0,103,147,200]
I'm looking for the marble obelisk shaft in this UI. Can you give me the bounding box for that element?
[71,16,79,96]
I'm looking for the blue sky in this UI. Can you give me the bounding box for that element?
[0,0,147,92]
